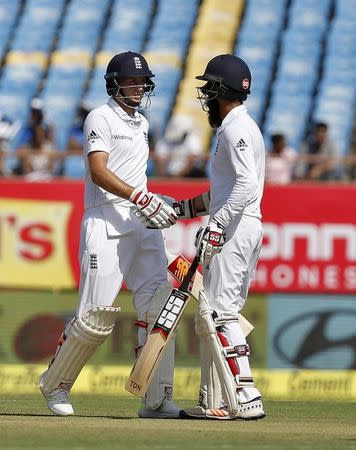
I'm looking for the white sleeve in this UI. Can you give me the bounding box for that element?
[212,129,258,227]
[83,110,112,155]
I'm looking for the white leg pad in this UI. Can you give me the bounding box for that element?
[143,283,176,410]
[198,290,239,414]
[40,306,120,394]
[195,316,222,409]
[198,337,222,409]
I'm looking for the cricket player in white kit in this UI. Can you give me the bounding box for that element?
[188,54,265,419]
[38,51,182,418]
[139,54,266,420]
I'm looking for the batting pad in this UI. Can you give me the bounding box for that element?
[40,306,120,394]
[198,291,238,414]
[197,337,223,410]
[145,283,176,410]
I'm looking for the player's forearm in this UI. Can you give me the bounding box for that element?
[90,166,134,200]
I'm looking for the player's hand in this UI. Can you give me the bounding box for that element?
[155,194,191,220]
[194,221,226,265]
[130,189,177,229]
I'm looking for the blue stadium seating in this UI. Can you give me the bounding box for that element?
[84,0,154,109]
[235,0,288,125]
[0,1,21,59]
[144,0,199,135]
[101,0,153,54]
[312,0,356,155]
[264,0,332,150]
[11,0,65,53]
[0,0,354,167]
[37,0,112,150]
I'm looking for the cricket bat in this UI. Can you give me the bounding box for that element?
[165,251,254,337]
[125,255,199,397]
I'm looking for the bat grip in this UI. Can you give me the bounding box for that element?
[180,256,199,292]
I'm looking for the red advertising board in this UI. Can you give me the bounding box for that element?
[0,179,355,293]
[257,184,356,293]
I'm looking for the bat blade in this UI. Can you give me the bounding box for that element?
[166,251,254,337]
[125,286,191,397]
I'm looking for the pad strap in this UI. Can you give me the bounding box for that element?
[198,291,239,413]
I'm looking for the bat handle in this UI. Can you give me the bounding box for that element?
[180,255,199,292]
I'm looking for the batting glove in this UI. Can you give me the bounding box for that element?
[173,193,210,220]
[194,221,226,265]
[172,199,195,219]
[130,188,177,229]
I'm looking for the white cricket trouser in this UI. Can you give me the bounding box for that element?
[203,214,263,402]
[45,204,174,408]
[77,204,167,324]
[203,214,262,317]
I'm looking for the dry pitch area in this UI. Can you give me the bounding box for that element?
[1,395,356,450]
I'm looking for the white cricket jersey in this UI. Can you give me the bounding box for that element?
[83,97,149,209]
[210,104,265,227]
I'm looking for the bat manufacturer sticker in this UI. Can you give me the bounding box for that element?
[156,290,189,331]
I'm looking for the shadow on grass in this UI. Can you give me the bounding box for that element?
[0,413,136,419]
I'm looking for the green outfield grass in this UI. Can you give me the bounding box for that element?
[1,395,356,450]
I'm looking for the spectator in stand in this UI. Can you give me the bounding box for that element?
[17,98,57,180]
[0,143,5,176]
[155,114,206,177]
[345,143,356,181]
[59,101,93,178]
[296,122,340,181]
[66,100,92,154]
[0,113,21,176]
[265,133,297,184]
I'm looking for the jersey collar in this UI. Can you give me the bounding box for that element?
[108,97,142,124]
[217,104,247,135]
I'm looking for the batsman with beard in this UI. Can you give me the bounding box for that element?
[140,54,266,419]
[186,54,266,419]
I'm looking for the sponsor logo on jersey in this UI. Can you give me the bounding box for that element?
[235,138,248,149]
[112,134,133,141]
[87,130,99,144]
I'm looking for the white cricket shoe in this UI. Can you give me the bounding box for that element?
[180,397,265,421]
[138,399,182,419]
[39,371,74,416]
[234,397,266,420]
[180,405,231,420]
[40,388,74,416]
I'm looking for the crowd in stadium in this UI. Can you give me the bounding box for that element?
[0,0,354,182]
[1,100,355,182]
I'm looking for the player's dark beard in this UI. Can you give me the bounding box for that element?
[206,98,222,128]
